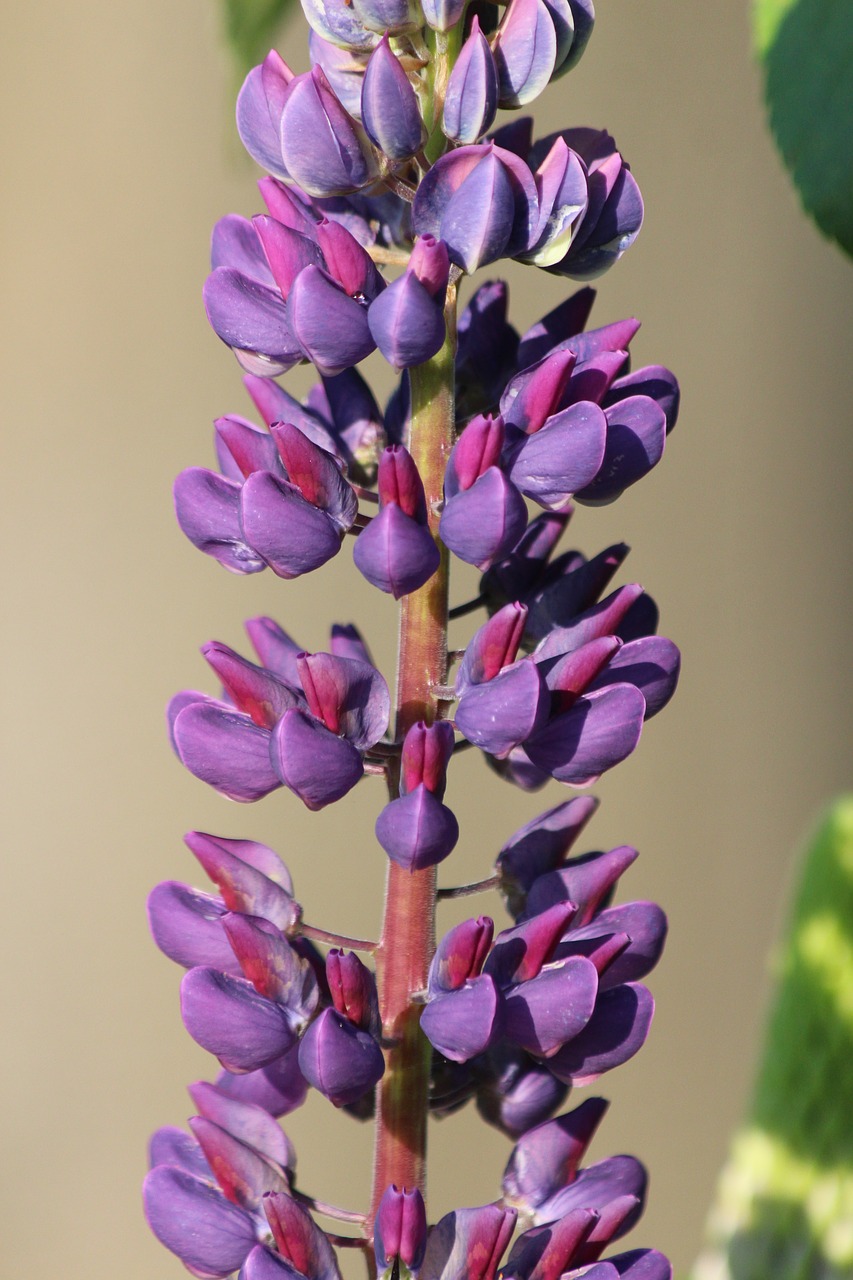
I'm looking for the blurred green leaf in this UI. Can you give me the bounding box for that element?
[221,0,295,81]
[753,0,853,258]
[692,796,853,1280]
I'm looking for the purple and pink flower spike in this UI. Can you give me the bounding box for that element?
[146,6,681,1280]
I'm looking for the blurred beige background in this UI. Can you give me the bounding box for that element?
[2,2,851,1277]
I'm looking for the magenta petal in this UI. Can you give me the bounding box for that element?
[147,881,240,973]
[524,684,646,784]
[455,602,528,693]
[271,707,365,810]
[240,470,343,578]
[189,1116,289,1208]
[487,902,578,986]
[181,966,296,1072]
[202,641,300,729]
[525,845,639,926]
[270,422,357,530]
[174,468,266,575]
[224,914,318,1020]
[184,831,297,931]
[502,1097,610,1209]
[375,786,460,870]
[420,975,500,1062]
[455,659,547,758]
[502,1208,598,1280]
[401,719,455,797]
[503,957,599,1056]
[547,983,655,1084]
[501,349,577,435]
[421,1204,517,1280]
[297,652,390,749]
[353,503,440,598]
[297,1007,385,1106]
[557,901,668,991]
[253,216,324,301]
[429,916,494,994]
[189,1081,294,1170]
[172,702,280,803]
[375,1185,428,1271]
[533,585,645,663]
[143,1165,257,1278]
[215,416,282,480]
[264,1192,344,1280]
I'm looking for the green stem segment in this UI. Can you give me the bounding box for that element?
[369,287,458,1226]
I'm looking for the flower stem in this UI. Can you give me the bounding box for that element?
[369,285,457,1226]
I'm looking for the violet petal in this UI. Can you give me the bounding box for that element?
[297,1007,385,1106]
[143,1165,257,1278]
[547,983,655,1084]
[271,707,365,810]
[240,470,344,578]
[353,503,440,598]
[181,966,296,1072]
[376,786,460,870]
[172,702,280,803]
[174,468,266,575]
[524,685,646,785]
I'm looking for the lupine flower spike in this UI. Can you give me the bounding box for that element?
[146,8,680,1280]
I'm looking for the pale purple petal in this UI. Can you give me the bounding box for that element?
[188,1116,289,1208]
[147,881,240,973]
[143,1166,257,1278]
[174,468,266,575]
[271,707,365,810]
[240,470,343,578]
[181,966,296,1072]
[172,702,280,803]
[420,976,500,1062]
[297,1007,385,1106]
[188,1081,295,1170]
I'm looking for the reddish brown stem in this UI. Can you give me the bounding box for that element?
[369,286,457,1228]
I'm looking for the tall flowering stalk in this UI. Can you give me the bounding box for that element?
[145,5,681,1279]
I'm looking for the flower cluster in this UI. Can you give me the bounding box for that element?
[147,3,681,1279]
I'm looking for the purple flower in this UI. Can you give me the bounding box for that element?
[375,1186,428,1273]
[440,413,528,569]
[376,721,459,870]
[353,445,441,597]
